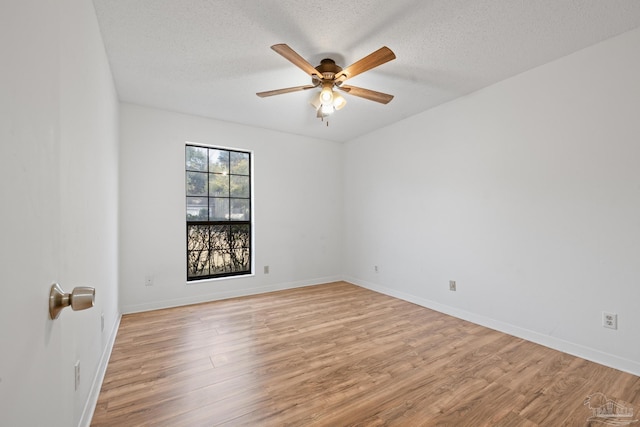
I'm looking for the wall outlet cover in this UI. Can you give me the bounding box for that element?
[602,312,618,330]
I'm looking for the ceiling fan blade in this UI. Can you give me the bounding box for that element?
[338,85,394,104]
[256,85,316,98]
[271,44,321,78]
[335,46,396,83]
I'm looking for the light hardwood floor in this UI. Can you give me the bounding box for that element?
[91,282,640,426]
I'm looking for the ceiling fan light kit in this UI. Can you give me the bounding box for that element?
[311,86,347,120]
[320,81,334,103]
[257,44,396,123]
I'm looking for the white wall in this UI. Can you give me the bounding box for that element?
[0,1,120,426]
[119,104,344,313]
[345,27,640,375]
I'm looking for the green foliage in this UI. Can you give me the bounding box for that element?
[186,146,207,171]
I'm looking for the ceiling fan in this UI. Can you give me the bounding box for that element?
[257,44,396,121]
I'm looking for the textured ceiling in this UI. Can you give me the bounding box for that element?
[92,0,640,142]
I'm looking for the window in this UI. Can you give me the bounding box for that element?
[185,144,252,280]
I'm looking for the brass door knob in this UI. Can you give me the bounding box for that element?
[49,283,95,320]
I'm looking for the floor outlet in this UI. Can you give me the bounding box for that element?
[449,280,456,291]
[602,312,618,329]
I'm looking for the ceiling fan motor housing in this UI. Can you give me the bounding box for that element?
[313,58,342,84]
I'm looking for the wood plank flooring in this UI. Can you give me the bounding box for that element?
[91,282,640,426]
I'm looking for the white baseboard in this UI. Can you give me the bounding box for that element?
[78,313,122,427]
[121,275,343,314]
[347,276,640,377]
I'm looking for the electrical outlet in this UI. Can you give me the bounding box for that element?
[602,312,618,330]
[145,276,154,286]
[264,265,269,274]
[374,265,379,273]
[449,280,456,291]
[74,360,80,391]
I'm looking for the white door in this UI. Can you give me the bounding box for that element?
[0,1,70,424]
